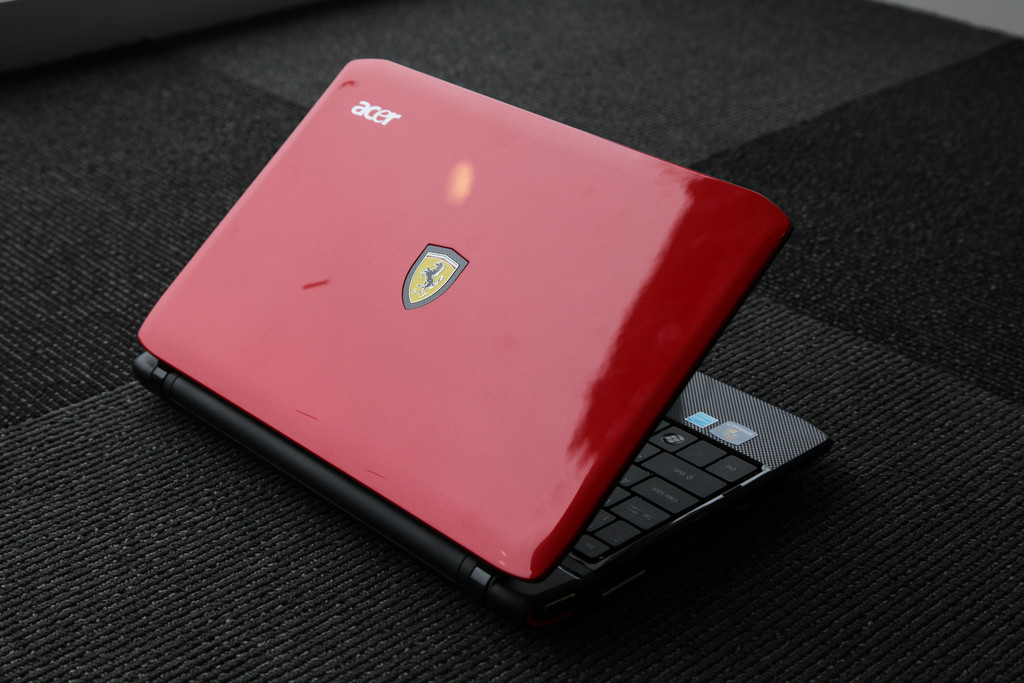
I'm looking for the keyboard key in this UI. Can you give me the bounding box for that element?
[645,453,727,498]
[635,443,663,463]
[611,497,669,530]
[586,509,616,532]
[574,534,610,560]
[595,520,641,548]
[633,477,698,514]
[707,455,758,482]
[679,440,725,467]
[649,427,697,453]
[604,486,630,506]
[619,464,649,487]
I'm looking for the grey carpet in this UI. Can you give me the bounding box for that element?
[2,0,1022,679]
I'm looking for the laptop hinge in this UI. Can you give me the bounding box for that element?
[132,351,169,395]
[456,557,494,601]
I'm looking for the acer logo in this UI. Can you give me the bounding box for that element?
[351,100,402,126]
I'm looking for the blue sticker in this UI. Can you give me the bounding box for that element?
[710,421,758,445]
[686,411,718,428]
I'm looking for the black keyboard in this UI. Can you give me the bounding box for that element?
[571,421,762,562]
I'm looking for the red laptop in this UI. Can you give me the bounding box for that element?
[135,59,828,624]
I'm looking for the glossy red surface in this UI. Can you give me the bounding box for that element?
[139,60,789,579]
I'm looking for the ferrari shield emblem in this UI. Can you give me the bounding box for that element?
[402,245,468,310]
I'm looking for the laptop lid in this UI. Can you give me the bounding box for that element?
[138,59,789,580]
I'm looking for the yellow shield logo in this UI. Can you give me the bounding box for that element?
[403,245,468,310]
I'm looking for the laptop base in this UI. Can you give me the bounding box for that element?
[134,351,828,625]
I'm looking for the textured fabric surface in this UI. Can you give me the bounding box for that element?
[2,0,1022,679]
[695,42,1024,402]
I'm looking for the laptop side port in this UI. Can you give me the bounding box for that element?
[539,593,577,622]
